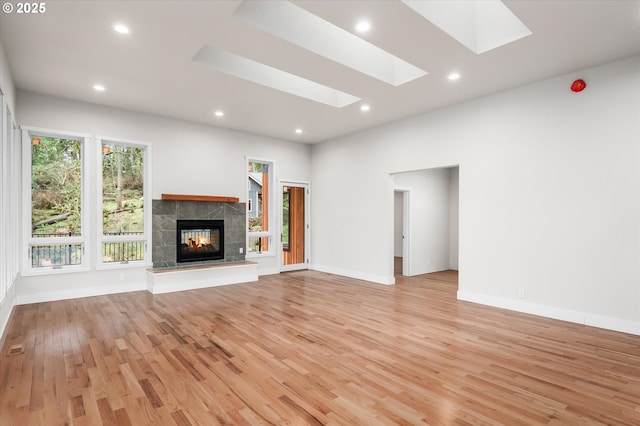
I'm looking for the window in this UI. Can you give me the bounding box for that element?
[282,187,290,252]
[98,138,151,267]
[22,127,89,273]
[247,159,274,255]
[22,128,152,275]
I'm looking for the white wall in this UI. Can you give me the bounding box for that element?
[393,191,403,257]
[15,91,312,301]
[311,56,640,334]
[395,168,453,276]
[449,167,459,270]
[17,91,312,201]
[0,36,16,113]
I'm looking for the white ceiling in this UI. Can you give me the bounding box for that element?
[1,0,639,143]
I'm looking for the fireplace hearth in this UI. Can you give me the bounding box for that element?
[177,219,224,263]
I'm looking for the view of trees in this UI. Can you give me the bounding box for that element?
[29,135,147,267]
[31,136,82,236]
[31,138,145,236]
[101,144,144,235]
[101,144,145,263]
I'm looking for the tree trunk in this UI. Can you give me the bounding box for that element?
[116,149,123,210]
[32,213,71,230]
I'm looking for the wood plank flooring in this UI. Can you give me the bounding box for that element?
[1,267,639,425]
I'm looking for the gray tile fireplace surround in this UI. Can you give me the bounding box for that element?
[152,199,246,269]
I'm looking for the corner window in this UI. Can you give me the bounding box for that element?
[247,159,274,255]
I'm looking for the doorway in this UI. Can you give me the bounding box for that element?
[394,189,411,276]
[280,181,310,271]
[393,166,459,277]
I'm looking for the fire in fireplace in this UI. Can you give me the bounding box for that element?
[176,219,224,263]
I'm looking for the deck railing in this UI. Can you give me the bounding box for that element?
[31,232,145,267]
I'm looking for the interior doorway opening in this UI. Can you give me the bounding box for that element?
[393,166,459,279]
[394,188,410,276]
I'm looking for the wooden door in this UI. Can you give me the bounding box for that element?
[282,184,308,269]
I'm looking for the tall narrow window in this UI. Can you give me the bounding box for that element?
[98,138,151,267]
[23,128,89,273]
[247,159,274,255]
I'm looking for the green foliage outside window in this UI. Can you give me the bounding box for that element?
[102,144,144,234]
[31,136,82,236]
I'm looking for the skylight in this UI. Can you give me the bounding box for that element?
[233,1,428,86]
[402,0,532,54]
[192,46,361,108]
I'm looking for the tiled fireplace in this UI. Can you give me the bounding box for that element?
[152,199,245,269]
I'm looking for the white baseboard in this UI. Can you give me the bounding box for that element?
[457,291,640,336]
[146,262,259,294]
[17,281,147,305]
[0,280,17,344]
[310,264,395,285]
[257,266,280,276]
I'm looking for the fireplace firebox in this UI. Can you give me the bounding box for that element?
[176,220,224,263]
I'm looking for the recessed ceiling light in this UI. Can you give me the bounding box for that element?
[355,20,371,33]
[295,128,303,134]
[93,84,106,92]
[360,104,371,112]
[113,23,130,34]
[214,110,224,117]
[448,72,461,81]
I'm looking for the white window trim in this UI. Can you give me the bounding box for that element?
[246,156,276,257]
[96,136,152,270]
[3,109,20,297]
[21,126,91,276]
[0,95,5,301]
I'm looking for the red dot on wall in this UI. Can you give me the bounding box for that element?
[571,79,586,92]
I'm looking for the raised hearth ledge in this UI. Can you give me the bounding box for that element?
[161,194,240,202]
[146,261,258,294]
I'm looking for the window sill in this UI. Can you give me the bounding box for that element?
[246,252,276,259]
[96,261,152,271]
[21,265,91,277]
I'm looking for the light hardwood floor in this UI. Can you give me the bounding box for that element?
[1,266,639,425]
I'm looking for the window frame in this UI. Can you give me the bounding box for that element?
[246,157,275,257]
[21,126,91,275]
[0,96,6,300]
[2,103,20,298]
[96,136,152,270]
[1,96,5,300]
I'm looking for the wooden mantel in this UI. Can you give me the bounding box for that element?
[161,194,239,203]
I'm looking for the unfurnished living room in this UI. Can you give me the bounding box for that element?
[0,1,639,425]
